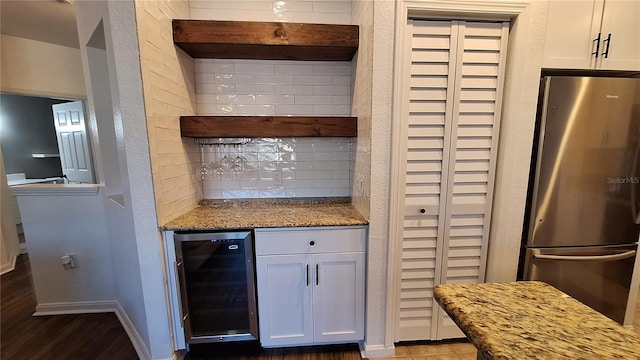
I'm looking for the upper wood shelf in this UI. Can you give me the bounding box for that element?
[181,116,357,138]
[172,20,359,61]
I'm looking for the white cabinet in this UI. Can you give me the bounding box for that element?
[255,227,366,347]
[543,0,640,70]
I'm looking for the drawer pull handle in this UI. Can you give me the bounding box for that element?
[309,241,315,246]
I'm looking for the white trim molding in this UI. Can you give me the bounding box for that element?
[359,342,396,359]
[0,254,17,275]
[387,0,535,346]
[11,184,102,196]
[33,300,116,316]
[114,302,153,360]
[403,0,529,18]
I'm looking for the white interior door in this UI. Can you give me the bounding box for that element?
[52,101,94,183]
[394,19,509,342]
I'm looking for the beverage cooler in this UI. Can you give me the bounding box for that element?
[174,230,258,343]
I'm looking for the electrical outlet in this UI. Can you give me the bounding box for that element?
[273,170,283,185]
[61,254,77,270]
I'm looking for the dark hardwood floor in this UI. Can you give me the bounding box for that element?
[1,254,138,360]
[1,255,362,360]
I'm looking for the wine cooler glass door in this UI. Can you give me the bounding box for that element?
[175,231,258,343]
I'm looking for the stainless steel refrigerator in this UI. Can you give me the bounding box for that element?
[522,75,640,326]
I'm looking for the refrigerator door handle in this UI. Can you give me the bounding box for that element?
[533,250,636,262]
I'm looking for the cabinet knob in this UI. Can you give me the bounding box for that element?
[420,208,426,214]
[309,241,315,246]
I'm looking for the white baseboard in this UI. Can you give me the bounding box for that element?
[33,300,117,316]
[113,302,153,360]
[359,342,396,358]
[33,301,156,360]
[0,253,17,275]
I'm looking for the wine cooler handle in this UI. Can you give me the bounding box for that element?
[175,260,189,325]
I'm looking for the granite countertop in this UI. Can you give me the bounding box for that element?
[434,281,640,360]
[161,197,368,231]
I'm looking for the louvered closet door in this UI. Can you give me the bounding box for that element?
[394,19,509,342]
[436,21,509,339]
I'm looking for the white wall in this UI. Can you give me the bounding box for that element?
[364,0,395,355]
[0,34,86,99]
[75,1,172,359]
[134,0,200,226]
[485,0,548,282]
[13,186,116,307]
[189,0,356,200]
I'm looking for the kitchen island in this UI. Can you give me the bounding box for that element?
[434,281,640,360]
[161,197,367,230]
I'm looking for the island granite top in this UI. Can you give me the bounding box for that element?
[434,281,640,360]
[161,197,368,231]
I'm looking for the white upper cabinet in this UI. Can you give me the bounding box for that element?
[543,0,640,71]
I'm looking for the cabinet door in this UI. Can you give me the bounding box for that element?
[597,0,640,70]
[542,0,602,69]
[256,254,313,347]
[312,252,365,343]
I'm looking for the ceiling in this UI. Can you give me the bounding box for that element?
[0,0,79,49]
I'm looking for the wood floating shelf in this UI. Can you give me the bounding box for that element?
[180,116,357,138]
[172,20,359,61]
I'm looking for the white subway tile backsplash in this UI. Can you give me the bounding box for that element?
[198,104,234,115]
[189,0,355,199]
[195,73,215,83]
[274,64,314,74]
[234,63,274,74]
[196,83,236,94]
[274,104,314,115]
[254,74,294,85]
[312,1,352,14]
[294,95,332,105]
[314,85,350,95]
[235,104,275,115]
[195,61,234,73]
[214,73,255,84]
[313,104,351,115]
[200,138,353,199]
[235,84,276,95]
[332,75,351,86]
[275,85,314,95]
[313,64,351,75]
[255,94,294,105]
[294,75,333,86]
[332,95,351,105]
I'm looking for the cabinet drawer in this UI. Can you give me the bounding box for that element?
[255,227,366,255]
